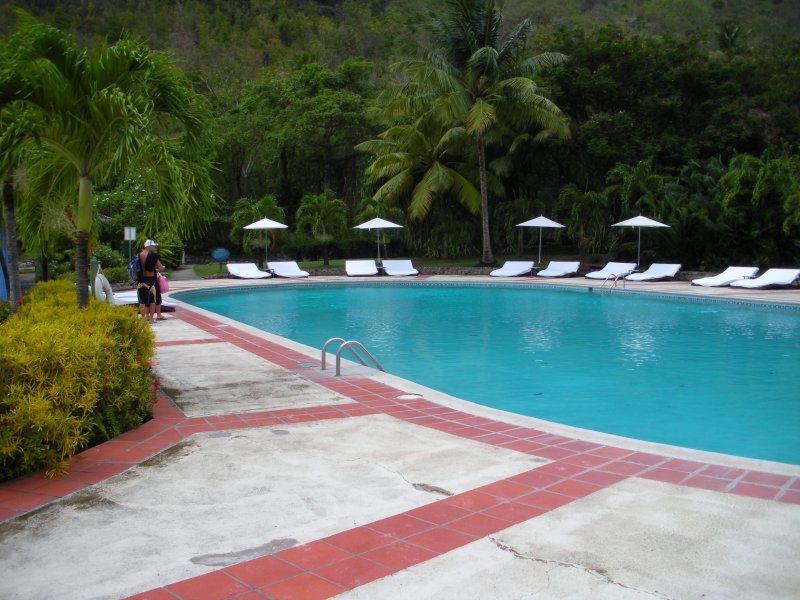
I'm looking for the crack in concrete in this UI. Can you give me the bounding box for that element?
[346,458,453,496]
[190,538,298,566]
[490,538,674,600]
[412,483,454,496]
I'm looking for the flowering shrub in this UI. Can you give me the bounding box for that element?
[0,280,157,480]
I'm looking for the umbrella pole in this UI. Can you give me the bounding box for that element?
[637,227,641,267]
[376,230,381,264]
[538,228,543,265]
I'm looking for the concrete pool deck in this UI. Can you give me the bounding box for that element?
[1,274,799,599]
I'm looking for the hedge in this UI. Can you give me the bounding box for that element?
[0,280,157,481]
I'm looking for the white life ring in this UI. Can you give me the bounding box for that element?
[94,272,114,303]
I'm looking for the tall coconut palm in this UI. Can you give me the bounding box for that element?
[0,11,214,307]
[381,0,570,265]
[356,119,481,222]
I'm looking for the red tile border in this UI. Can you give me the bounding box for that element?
[2,306,797,600]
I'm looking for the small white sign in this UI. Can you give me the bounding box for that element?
[124,227,136,241]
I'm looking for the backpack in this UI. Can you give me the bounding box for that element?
[127,254,143,284]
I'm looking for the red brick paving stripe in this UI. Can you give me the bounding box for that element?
[155,338,225,346]
[223,554,302,588]
[4,306,798,600]
[361,541,438,570]
[260,572,345,600]
[165,570,250,600]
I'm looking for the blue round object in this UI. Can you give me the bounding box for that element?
[211,247,230,262]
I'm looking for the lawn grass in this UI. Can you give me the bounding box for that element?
[192,256,548,277]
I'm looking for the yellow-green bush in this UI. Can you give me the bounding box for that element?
[0,280,156,480]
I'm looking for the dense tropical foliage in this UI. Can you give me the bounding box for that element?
[0,0,798,280]
[0,10,215,306]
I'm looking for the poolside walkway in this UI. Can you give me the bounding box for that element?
[1,275,799,599]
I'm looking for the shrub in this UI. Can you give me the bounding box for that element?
[102,266,131,284]
[0,280,156,481]
[0,300,10,323]
[93,244,126,268]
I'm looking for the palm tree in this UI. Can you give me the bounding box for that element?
[382,0,570,265]
[295,191,348,265]
[228,195,286,263]
[356,119,481,222]
[0,12,214,307]
[605,158,665,217]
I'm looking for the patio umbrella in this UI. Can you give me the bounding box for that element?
[611,215,669,267]
[243,217,288,263]
[354,217,403,264]
[516,215,565,265]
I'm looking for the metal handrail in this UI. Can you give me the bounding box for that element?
[600,272,629,289]
[335,341,384,376]
[321,337,384,376]
[321,337,366,371]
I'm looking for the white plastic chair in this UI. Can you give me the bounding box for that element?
[382,259,419,276]
[691,266,759,287]
[536,261,580,278]
[625,263,681,281]
[729,268,800,289]
[584,262,637,280]
[345,260,379,276]
[268,261,309,278]
[489,261,534,277]
[226,263,272,279]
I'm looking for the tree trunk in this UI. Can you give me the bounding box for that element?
[3,179,22,312]
[75,175,94,308]
[476,135,495,265]
[75,230,90,307]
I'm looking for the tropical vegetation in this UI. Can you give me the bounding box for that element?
[0,0,798,295]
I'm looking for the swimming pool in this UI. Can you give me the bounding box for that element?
[177,282,800,465]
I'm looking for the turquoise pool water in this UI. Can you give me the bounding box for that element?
[177,283,800,464]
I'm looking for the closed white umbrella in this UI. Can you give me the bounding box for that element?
[517,215,565,264]
[243,217,288,263]
[354,218,403,264]
[612,215,669,267]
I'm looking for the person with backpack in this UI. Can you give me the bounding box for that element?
[137,239,164,324]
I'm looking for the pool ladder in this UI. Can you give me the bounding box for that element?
[600,273,627,289]
[321,337,385,376]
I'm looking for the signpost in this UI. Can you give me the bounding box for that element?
[124,227,137,262]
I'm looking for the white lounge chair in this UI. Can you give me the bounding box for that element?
[268,261,309,278]
[585,262,637,280]
[536,261,580,278]
[346,259,379,276]
[729,268,800,289]
[382,259,419,276]
[691,266,759,287]
[226,263,272,279]
[112,291,176,311]
[489,261,534,277]
[625,263,681,281]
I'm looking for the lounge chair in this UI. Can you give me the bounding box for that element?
[382,259,419,276]
[112,291,176,312]
[536,261,580,278]
[625,263,682,281]
[268,261,309,278]
[226,263,272,279]
[729,268,800,289]
[584,262,637,280]
[691,266,759,287]
[346,259,379,276]
[489,261,534,277]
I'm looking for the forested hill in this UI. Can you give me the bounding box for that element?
[1,0,797,79]
[2,1,799,269]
